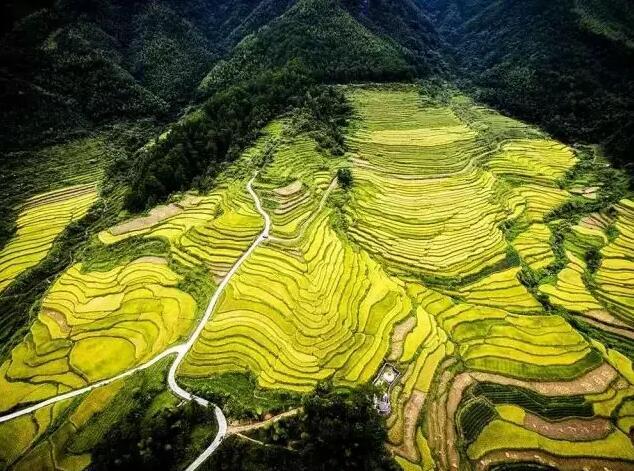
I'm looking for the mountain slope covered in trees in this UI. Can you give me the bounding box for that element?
[0,0,294,150]
[1,0,446,152]
[200,0,444,93]
[2,0,632,201]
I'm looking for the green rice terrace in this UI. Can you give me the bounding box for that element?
[1,84,633,471]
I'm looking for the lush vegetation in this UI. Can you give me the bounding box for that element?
[0,124,156,357]
[423,0,634,182]
[206,382,398,471]
[0,184,97,293]
[182,372,302,420]
[122,65,353,210]
[91,397,217,470]
[1,2,634,471]
[199,0,420,94]
[0,0,291,149]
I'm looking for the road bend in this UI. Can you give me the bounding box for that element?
[0,174,271,471]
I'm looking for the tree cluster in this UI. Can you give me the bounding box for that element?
[207,381,398,471]
[122,61,314,210]
[0,0,278,151]
[91,395,217,470]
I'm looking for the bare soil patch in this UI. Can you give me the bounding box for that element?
[468,362,617,396]
[274,180,303,197]
[523,413,612,441]
[579,212,613,231]
[578,311,634,341]
[42,308,70,335]
[388,316,417,361]
[393,390,427,462]
[228,408,301,434]
[109,203,183,235]
[134,256,168,265]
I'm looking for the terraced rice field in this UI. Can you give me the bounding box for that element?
[0,356,174,470]
[0,131,277,467]
[99,181,264,282]
[344,88,574,280]
[341,87,634,471]
[1,85,633,470]
[0,184,97,293]
[0,257,196,415]
[595,200,634,320]
[181,211,412,390]
[0,380,123,470]
[97,129,276,282]
[157,86,633,470]
[184,86,633,470]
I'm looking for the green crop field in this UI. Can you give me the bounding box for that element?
[1,85,633,471]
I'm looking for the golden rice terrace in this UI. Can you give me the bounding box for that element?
[1,85,633,471]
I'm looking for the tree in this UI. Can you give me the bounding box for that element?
[337,168,353,189]
[206,382,398,471]
[585,247,602,273]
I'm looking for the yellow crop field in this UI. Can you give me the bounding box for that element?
[99,181,264,280]
[595,199,634,320]
[181,212,412,391]
[0,258,195,413]
[2,85,633,471]
[0,184,97,293]
[512,223,555,270]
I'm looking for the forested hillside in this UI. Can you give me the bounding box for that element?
[3,0,632,182]
[422,0,634,178]
[201,0,444,93]
[123,0,446,209]
[0,0,293,150]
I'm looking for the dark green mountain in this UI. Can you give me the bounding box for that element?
[2,0,632,197]
[0,0,293,150]
[1,0,445,151]
[422,0,634,176]
[200,0,444,93]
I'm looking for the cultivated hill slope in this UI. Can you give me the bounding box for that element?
[2,84,633,471]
